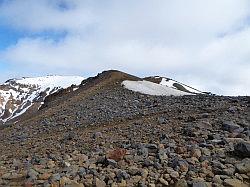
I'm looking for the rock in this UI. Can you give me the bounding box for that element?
[201,148,211,156]
[38,173,51,180]
[192,181,209,187]
[222,167,235,176]
[234,142,250,157]
[64,132,75,141]
[1,173,24,180]
[116,170,130,181]
[191,149,202,159]
[213,175,222,184]
[172,159,189,172]
[128,166,140,176]
[138,146,149,158]
[159,177,169,186]
[224,179,248,187]
[145,144,158,153]
[158,117,167,124]
[222,121,243,133]
[47,160,56,168]
[158,149,168,161]
[27,168,39,180]
[51,173,61,181]
[117,179,126,187]
[170,171,179,179]
[235,158,250,174]
[78,167,87,177]
[24,181,33,187]
[154,162,162,170]
[69,181,85,187]
[175,179,188,187]
[107,149,127,162]
[107,159,118,167]
[62,161,71,167]
[201,113,209,118]
[95,178,106,187]
[228,106,237,113]
[176,147,187,154]
[141,169,148,179]
[92,132,103,139]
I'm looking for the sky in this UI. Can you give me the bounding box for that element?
[0,0,250,96]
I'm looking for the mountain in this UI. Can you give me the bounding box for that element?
[0,75,84,123]
[0,71,204,124]
[0,70,249,187]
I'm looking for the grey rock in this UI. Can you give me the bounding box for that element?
[27,168,39,180]
[51,173,61,181]
[224,178,248,187]
[192,181,209,187]
[222,167,235,176]
[222,121,244,133]
[235,158,250,174]
[92,132,103,139]
[158,117,167,124]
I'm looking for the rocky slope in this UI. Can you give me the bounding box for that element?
[0,76,84,124]
[0,70,249,187]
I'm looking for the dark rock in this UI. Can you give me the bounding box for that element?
[106,159,117,167]
[234,142,250,157]
[116,170,130,181]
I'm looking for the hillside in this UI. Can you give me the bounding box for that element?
[0,70,249,187]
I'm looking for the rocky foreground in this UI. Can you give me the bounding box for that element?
[0,72,249,187]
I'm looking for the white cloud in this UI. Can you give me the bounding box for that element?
[0,0,250,95]
[0,0,96,32]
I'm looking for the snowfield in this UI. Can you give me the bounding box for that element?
[15,76,84,90]
[122,80,193,96]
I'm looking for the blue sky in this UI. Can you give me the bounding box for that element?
[0,0,250,95]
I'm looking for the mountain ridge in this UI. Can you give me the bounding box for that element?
[0,70,205,124]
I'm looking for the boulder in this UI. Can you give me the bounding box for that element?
[224,179,248,187]
[234,142,250,157]
[235,158,250,174]
[222,121,243,133]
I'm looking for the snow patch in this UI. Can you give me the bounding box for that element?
[122,80,193,96]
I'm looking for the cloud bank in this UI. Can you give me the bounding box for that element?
[0,0,250,95]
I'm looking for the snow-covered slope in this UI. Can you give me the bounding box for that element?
[159,78,203,94]
[0,76,84,123]
[122,80,193,96]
